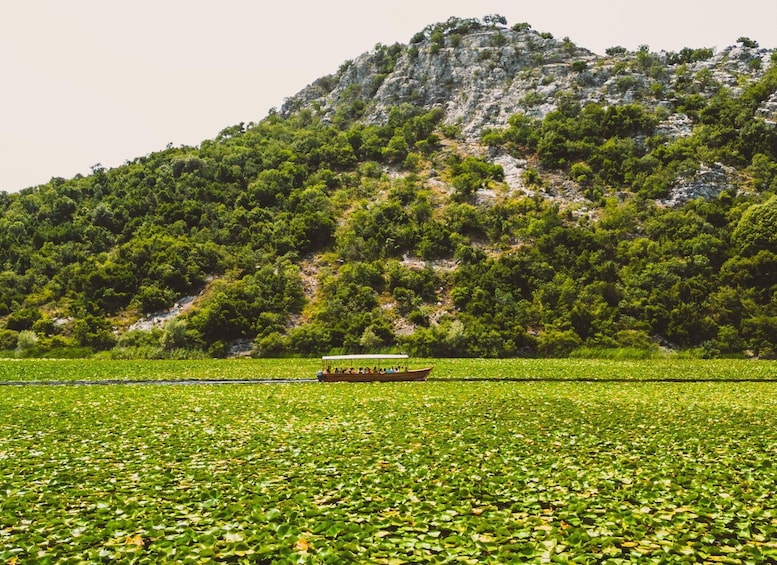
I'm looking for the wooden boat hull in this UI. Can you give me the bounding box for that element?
[317,367,432,383]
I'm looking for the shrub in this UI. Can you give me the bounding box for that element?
[571,61,588,73]
[615,329,657,349]
[0,329,18,351]
[570,162,594,185]
[606,46,627,56]
[254,332,288,357]
[5,307,41,332]
[522,167,543,187]
[161,319,190,350]
[15,330,40,358]
[536,329,582,357]
[732,196,777,255]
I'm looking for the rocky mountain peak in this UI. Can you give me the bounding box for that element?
[283,18,773,135]
[281,16,775,206]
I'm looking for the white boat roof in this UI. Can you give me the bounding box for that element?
[322,354,409,361]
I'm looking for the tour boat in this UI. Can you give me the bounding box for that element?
[317,354,432,382]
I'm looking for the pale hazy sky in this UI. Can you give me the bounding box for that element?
[1,0,775,193]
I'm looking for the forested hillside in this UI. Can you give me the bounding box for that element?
[2,16,777,359]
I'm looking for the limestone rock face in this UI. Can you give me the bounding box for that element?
[366,29,595,138]
[757,90,777,123]
[281,20,775,207]
[661,163,738,207]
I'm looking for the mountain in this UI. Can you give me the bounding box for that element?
[286,19,774,138]
[284,17,776,207]
[1,15,777,359]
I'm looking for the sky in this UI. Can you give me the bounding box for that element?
[1,0,775,193]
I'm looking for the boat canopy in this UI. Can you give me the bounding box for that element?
[321,354,408,361]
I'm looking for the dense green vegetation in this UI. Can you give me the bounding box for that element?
[2,373,777,562]
[1,20,777,359]
[2,357,776,383]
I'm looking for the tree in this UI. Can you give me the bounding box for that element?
[748,153,777,191]
[732,196,777,255]
[73,315,116,350]
[5,307,41,331]
[737,37,759,49]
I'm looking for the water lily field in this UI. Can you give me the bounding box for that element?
[2,359,777,563]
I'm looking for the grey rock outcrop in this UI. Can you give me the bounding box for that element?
[660,163,738,207]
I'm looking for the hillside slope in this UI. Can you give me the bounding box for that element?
[1,15,777,359]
